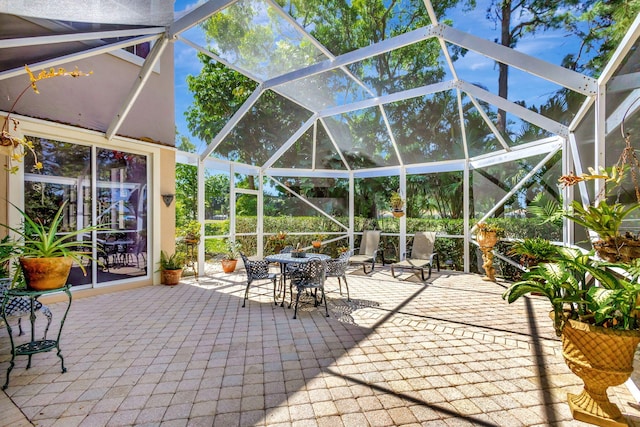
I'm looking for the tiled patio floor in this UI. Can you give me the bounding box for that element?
[1,266,639,426]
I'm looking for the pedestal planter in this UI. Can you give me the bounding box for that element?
[562,319,640,426]
[476,231,497,282]
[392,210,405,218]
[20,257,72,291]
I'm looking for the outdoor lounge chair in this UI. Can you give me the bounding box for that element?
[391,231,440,281]
[349,230,381,273]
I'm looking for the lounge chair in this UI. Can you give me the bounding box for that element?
[391,231,440,281]
[349,230,381,273]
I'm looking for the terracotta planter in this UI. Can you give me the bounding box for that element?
[476,231,498,248]
[221,259,237,273]
[162,268,183,286]
[562,319,640,426]
[19,256,72,291]
[392,210,404,218]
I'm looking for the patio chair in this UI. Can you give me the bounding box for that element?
[240,253,279,307]
[349,230,381,273]
[390,231,440,281]
[325,250,351,301]
[290,257,328,319]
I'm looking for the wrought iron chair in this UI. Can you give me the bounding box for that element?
[290,257,328,319]
[349,230,381,273]
[325,250,351,301]
[390,231,440,281]
[240,253,278,307]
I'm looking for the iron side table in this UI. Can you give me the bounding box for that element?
[1,285,72,389]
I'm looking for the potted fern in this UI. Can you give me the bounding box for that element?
[159,250,185,286]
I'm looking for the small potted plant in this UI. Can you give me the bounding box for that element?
[221,239,241,273]
[159,250,185,286]
[390,191,405,217]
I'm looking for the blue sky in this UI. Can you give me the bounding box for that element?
[172,0,591,154]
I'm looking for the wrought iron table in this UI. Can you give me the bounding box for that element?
[1,285,72,389]
[265,253,330,307]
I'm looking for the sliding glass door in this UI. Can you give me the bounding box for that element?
[23,137,149,287]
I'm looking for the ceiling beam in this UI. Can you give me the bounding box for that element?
[440,25,598,96]
[170,0,238,37]
[261,115,318,170]
[264,25,440,90]
[319,80,455,117]
[199,84,264,160]
[0,34,160,81]
[106,35,170,139]
[458,80,569,138]
[0,27,165,49]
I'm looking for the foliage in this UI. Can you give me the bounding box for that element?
[223,239,242,260]
[159,250,185,270]
[503,247,640,335]
[0,201,107,278]
[390,192,404,211]
[178,220,201,242]
[475,222,505,237]
[528,192,563,227]
[508,238,559,267]
[564,199,639,241]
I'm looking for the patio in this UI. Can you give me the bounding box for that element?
[1,267,639,426]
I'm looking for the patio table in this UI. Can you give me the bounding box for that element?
[265,253,330,307]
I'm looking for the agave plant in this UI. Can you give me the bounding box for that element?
[0,201,107,277]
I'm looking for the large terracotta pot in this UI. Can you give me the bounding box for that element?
[19,256,72,291]
[562,319,640,426]
[162,268,183,286]
[221,259,237,273]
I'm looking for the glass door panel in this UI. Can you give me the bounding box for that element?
[235,192,258,256]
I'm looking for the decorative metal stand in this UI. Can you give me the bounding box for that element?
[480,246,496,282]
[184,239,198,279]
[1,285,72,389]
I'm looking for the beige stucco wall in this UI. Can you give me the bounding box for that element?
[159,146,177,276]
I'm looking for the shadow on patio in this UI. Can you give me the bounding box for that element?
[0,267,638,426]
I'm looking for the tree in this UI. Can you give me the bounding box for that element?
[486,0,581,133]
